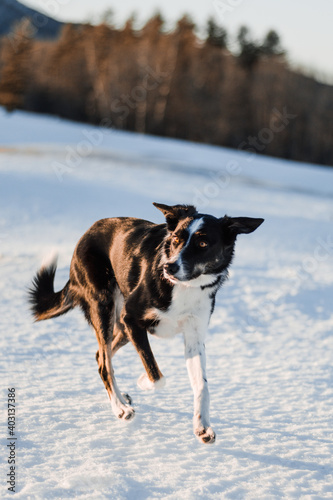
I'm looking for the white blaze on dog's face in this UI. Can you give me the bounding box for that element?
[153,203,264,288]
[172,217,205,281]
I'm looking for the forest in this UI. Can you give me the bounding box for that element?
[0,13,332,166]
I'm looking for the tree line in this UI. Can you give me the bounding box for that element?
[0,13,332,166]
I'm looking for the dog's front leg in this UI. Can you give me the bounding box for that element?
[184,332,216,444]
[123,312,165,391]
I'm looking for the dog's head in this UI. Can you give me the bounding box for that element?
[153,202,264,287]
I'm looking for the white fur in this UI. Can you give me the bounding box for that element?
[176,218,204,280]
[149,282,212,339]
[149,275,216,441]
[163,267,219,288]
[188,217,205,236]
[184,338,212,437]
[137,373,166,391]
[41,250,58,270]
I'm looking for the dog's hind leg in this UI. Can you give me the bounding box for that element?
[95,324,129,361]
[96,323,132,405]
[90,302,135,420]
[111,325,129,357]
[72,244,134,420]
[92,303,135,421]
[79,299,133,420]
[95,287,129,392]
[96,341,135,420]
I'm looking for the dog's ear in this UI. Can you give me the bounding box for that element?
[223,216,264,235]
[153,203,197,231]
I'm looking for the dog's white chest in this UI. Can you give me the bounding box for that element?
[150,285,212,339]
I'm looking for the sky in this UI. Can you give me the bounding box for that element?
[22,0,333,83]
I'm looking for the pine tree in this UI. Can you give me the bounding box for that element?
[237,26,261,71]
[206,18,227,48]
[261,30,285,56]
[0,18,34,111]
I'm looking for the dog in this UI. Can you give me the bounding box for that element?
[29,203,264,444]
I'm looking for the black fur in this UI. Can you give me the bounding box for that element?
[29,202,264,443]
[29,261,72,321]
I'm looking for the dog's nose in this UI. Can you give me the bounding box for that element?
[164,262,180,276]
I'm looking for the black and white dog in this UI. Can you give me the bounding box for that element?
[30,203,263,444]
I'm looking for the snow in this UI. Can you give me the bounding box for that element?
[1,108,333,499]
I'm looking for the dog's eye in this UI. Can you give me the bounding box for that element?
[173,236,180,245]
[199,240,208,248]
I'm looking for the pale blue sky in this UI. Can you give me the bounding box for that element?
[23,0,332,82]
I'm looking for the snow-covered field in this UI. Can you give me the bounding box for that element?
[1,108,333,499]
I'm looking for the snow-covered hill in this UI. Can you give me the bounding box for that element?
[1,108,333,499]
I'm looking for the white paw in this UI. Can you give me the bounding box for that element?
[118,406,135,421]
[195,426,216,444]
[114,403,135,421]
[137,373,166,391]
[111,399,135,421]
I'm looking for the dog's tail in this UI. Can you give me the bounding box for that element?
[29,259,74,321]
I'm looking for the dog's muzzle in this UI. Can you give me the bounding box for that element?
[164,262,179,276]
[163,262,181,283]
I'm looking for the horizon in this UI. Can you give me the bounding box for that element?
[19,0,333,84]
